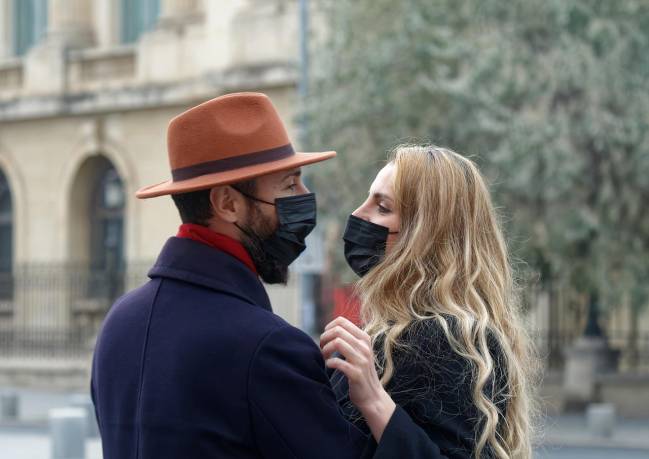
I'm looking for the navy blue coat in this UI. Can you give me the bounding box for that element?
[90,237,370,458]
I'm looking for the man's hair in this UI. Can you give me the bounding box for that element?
[171,178,257,226]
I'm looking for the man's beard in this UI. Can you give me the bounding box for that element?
[239,201,289,285]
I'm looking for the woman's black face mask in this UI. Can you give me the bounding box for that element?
[343,215,398,277]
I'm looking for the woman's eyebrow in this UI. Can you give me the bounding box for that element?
[372,192,393,202]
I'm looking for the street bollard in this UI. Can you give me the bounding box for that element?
[587,403,616,437]
[68,394,100,438]
[0,391,19,421]
[50,407,86,459]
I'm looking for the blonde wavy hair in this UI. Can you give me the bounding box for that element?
[357,145,535,458]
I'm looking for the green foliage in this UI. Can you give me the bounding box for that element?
[306,0,649,307]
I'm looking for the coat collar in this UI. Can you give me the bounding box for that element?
[148,237,272,312]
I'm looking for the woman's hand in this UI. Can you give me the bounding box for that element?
[320,316,396,442]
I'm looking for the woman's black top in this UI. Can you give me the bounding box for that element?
[331,319,508,459]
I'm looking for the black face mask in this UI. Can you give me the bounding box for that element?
[343,215,399,277]
[232,187,317,274]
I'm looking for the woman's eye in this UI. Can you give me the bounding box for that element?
[287,183,297,191]
[378,205,390,214]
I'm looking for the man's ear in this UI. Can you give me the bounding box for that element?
[209,186,244,223]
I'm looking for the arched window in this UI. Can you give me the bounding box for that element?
[0,168,13,300]
[120,0,160,44]
[13,0,48,56]
[89,163,125,300]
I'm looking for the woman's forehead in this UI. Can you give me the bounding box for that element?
[369,163,395,196]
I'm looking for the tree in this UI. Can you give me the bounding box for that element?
[306,0,649,324]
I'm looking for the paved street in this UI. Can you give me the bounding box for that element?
[2,424,649,459]
[1,388,648,458]
[3,426,649,459]
[0,426,102,459]
[536,446,649,458]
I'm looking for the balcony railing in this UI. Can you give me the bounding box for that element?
[0,263,150,359]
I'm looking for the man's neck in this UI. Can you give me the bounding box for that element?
[176,223,257,274]
[207,220,241,241]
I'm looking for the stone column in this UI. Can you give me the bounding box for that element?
[204,0,247,70]
[24,0,94,94]
[0,0,13,59]
[138,0,208,82]
[94,0,120,48]
[46,0,94,48]
[159,0,203,26]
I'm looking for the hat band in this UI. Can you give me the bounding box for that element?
[171,143,295,182]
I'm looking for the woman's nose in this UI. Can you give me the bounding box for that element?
[351,205,367,220]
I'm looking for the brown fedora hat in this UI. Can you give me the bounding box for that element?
[136,92,335,199]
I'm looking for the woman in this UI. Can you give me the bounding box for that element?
[320,145,535,458]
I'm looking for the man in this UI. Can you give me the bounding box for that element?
[90,93,370,458]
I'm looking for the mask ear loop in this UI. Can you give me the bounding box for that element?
[229,185,275,239]
[229,185,276,206]
[233,222,253,239]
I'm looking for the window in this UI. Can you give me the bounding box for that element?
[89,164,125,300]
[13,0,47,56]
[120,0,161,44]
[0,168,13,300]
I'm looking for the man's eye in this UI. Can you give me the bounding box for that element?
[287,183,297,191]
[378,205,390,214]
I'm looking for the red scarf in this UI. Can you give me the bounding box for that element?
[176,223,257,275]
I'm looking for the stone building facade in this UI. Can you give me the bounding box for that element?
[0,0,309,388]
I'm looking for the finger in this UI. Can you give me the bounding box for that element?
[322,338,373,368]
[325,357,361,382]
[329,316,371,345]
[320,327,372,361]
[320,325,365,351]
[324,315,347,331]
[321,336,366,365]
[324,315,362,332]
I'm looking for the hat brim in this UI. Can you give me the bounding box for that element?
[135,151,336,199]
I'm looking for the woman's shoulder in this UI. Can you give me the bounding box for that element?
[388,315,508,412]
[388,318,470,384]
[396,316,505,362]
[394,316,463,361]
[385,317,507,394]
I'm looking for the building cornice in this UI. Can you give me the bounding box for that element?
[0,62,298,122]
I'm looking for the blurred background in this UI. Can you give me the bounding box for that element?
[0,1,648,458]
